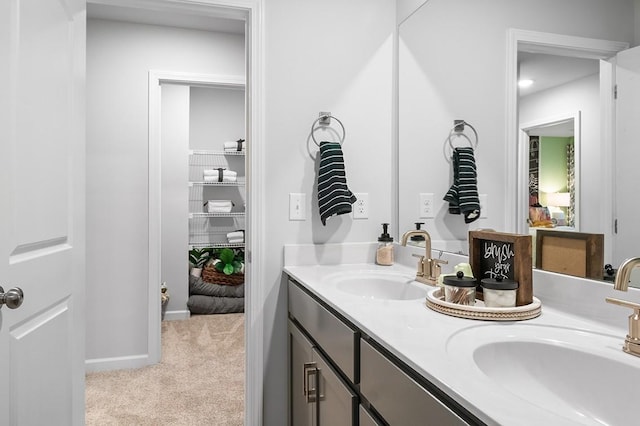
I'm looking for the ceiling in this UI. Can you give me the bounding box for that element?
[87,3,245,35]
[518,51,599,97]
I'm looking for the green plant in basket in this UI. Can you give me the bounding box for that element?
[213,248,244,275]
[189,247,212,268]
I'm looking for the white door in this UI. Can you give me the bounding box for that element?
[0,0,86,425]
[613,46,640,267]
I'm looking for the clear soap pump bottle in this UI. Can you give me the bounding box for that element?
[376,223,394,266]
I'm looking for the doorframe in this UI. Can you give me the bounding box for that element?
[505,29,628,236]
[149,71,246,358]
[92,0,265,424]
[519,111,581,231]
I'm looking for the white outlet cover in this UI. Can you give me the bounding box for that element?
[479,194,487,218]
[353,193,368,219]
[419,193,435,218]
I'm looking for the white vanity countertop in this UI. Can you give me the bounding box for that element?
[284,243,637,426]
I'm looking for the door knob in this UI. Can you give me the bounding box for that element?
[0,286,24,309]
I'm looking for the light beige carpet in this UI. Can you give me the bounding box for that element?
[86,313,245,426]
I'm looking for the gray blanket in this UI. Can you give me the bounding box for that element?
[187,295,244,314]
[189,275,245,298]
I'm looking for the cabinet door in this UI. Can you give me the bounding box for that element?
[289,320,316,426]
[313,347,357,426]
[359,405,384,426]
[361,339,468,425]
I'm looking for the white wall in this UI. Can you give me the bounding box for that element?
[396,0,428,23]
[190,86,245,150]
[262,1,396,423]
[160,84,190,317]
[86,18,244,364]
[397,0,635,254]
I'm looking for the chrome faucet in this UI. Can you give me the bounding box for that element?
[606,257,640,357]
[400,229,447,285]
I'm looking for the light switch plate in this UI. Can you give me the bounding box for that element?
[289,193,306,220]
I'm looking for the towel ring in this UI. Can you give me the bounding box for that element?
[311,114,346,147]
[447,120,478,150]
[447,131,475,150]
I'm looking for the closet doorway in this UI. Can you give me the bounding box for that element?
[87,1,263,423]
[156,76,246,323]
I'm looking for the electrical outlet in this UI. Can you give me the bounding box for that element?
[353,193,368,219]
[479,194,488,218]
[419,193,435,218]
[289,193,306,220]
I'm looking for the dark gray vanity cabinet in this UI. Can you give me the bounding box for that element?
[288,279,359,425]
[287,278,481,426]
[288,320,357,426]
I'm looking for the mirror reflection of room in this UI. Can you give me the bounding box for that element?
[527,120,575,230]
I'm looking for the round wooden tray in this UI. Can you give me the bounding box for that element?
[425,288,542,321]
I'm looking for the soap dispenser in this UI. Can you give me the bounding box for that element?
[410,222,426,247]
[376,223,394,266]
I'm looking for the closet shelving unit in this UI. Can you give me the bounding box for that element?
[188,149,245,249]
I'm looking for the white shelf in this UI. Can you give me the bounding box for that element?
[189,149,245,156]
[189,212,245,218]
[189,144,246,249]
[189,181,245,186]
[189,242,245,249]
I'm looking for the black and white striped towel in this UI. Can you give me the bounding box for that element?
[317,141,357,225]
[443,147,480,223]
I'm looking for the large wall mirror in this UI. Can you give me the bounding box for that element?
[397,0,640,282]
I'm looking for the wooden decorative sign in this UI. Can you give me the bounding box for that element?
[469,230,533,306]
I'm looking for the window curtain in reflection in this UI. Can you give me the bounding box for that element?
[567,144,575,227]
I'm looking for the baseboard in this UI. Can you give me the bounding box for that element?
[163,309,190,321]
[85,354,150,373]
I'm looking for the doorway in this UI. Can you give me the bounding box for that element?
[520,114,580,231]
[86,1,263,424]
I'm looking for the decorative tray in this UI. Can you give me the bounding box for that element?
[425,288,542,321]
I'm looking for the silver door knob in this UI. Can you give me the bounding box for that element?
[0,286,24,309]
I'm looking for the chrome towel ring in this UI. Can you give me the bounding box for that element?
[311,112,346,147]
[447,119,478,150]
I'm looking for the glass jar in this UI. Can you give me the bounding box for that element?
[376,241,394,266]
[481,277,519,308]
[443,271,477,306]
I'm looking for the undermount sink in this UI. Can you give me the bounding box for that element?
[446,324,639,425]
[325,270,428,300]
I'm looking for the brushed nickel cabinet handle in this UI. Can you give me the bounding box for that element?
[303,362,318,403]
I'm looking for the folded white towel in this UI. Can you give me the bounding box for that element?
[228,238,244,244]
[203,169,237,177]
[224,140,245,151]
[207,206,233,214]
[205,200,233,213]
[226,230,244,240]
[204,175,237,183]
[206,200,233,207]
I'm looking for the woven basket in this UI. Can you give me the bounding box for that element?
[202,265,244,286]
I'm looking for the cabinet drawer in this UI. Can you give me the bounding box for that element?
[288,280,358,383]
[360,339,468,425]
